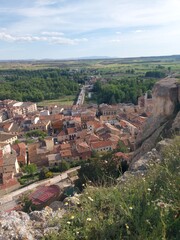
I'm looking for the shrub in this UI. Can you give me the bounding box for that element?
[59,160,70,172]
[22,163,37,176]
[39,167,53,180]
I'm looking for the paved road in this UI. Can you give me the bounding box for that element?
[0,166,80,206]
[76,86,85,106]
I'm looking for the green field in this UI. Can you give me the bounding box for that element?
[0,55,180,105]
[37,95,76,106]
[0,55,180,72]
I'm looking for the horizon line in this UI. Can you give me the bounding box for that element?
[0,54,180,62]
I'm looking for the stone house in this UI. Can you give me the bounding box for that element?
[91,140,113,152]
[0,132,18,145]
[0,143,20,176]
[12,142,27,166]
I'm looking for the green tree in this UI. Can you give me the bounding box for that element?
[39,167,48,180]
[115,141,129,153]
[168,66,171,73]
[25,130,47,139]
[59,160,70,172]
[109,95,117,105]
[76,152,124,189]
[23,163,37,176]
[39,167,54,180]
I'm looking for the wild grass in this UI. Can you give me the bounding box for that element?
[37,95,75,106]
[43,136,180,240]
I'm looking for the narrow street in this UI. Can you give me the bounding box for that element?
[0,166,80,211]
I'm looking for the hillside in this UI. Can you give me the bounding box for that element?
[43,137,180,240]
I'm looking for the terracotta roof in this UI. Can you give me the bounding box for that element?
[91,140,112,149]
[60,149,72,157]
[67,128,76,135]
[87,120,102,129]
[119,120,128,127]
[12,142,26,156]
[3,123,13,131]
[58,130,66,136]
[60,143,71,150]
[78,129,88,138]
[85,133,100,143]
[30,185,60,205]
[107,133,120,142]
[40,114,64,121]
[76,142,90,153]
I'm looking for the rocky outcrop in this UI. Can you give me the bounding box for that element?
[119,138,173,183]
[152,78,179,117]
[0,206,65,240]
[131,77,180,166]
[0,194,82,240]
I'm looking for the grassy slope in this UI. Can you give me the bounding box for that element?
[44,136,180,240]
[37,95,76,106]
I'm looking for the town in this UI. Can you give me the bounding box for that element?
[0,83,153,198]
[0,0,179,238]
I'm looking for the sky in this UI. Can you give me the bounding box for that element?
[0,0,180,60]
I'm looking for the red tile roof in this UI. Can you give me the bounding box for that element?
[60,149,72,157]
[60,143,71,150]
[67,128,76,134]
[85,133,100,143]
[58,130,66,136]
[91,140,112,149]
[87,120,102,129]
[76,142,90,153]
[30,185,60,205]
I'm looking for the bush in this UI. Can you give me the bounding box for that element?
[39,167,53,180]
[25,130,47,139]
[145,71,166,78]
[75,152,124,189]
[59,160,70,172]
[22,163,37,176]
[45,171,53,178]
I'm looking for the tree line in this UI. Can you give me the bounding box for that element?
[0,69,81,102]
[93,76,157,105]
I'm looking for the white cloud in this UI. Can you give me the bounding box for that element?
[134,30,144,33]
[41,31,64,36]
[0,32,88,45]
[0,0,180,59]
[2,0,180,36]
[110,38,121,43]
[35,0,58,7]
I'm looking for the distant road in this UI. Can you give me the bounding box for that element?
[75,86,85,106]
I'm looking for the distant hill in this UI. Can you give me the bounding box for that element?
[0,54,180,63]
